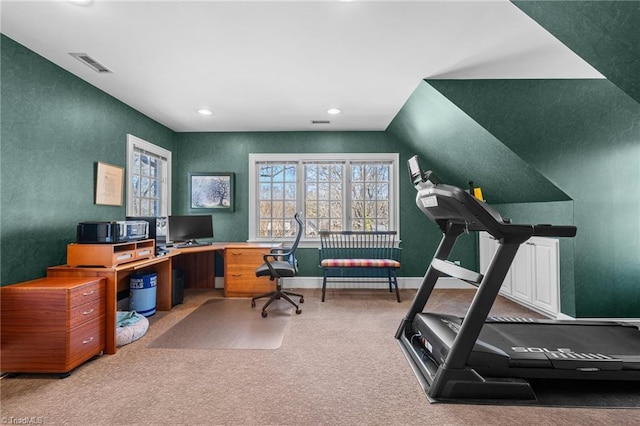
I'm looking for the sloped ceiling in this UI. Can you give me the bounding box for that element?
[513,0,640,105]
[389,1,639,205]
[0,0,603,132]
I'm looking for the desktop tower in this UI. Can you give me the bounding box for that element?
[172,268,184,306]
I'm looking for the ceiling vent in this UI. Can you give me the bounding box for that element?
[311,120,331,125]
[69,53,112,73]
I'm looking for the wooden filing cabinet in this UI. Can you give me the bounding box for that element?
[223,244,280,297]
[1,276,106,376]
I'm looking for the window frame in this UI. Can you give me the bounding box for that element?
[126,134,172,218]
[248,153,400,246]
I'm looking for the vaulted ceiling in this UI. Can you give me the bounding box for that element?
[2,0,613,133]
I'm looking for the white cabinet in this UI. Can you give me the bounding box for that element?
[478,232,559,317]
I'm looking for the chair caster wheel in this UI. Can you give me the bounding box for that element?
[261,311,268,318]
[251,301,256,308]
[299,297,304,303]
[295,309,302,315]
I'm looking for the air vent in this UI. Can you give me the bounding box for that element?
[69,53,112,73]
[311,120,331,125]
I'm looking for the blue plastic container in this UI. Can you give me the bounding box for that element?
[129,272,157,317]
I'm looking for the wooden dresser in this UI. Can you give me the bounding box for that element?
[1,276,106,377]
[223,243,281,297]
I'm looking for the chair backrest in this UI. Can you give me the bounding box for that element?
[286,212,304,270]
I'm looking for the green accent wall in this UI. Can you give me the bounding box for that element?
[388,78,639,318]
[2,0,638,320]
[1,35,176,285]
[428,79,639,318]
[172,132,472,278]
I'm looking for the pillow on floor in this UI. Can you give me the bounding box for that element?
[116,312,149,347]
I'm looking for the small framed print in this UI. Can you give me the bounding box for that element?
[95,162,124,206]
[189,172,234,211]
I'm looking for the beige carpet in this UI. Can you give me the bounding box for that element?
[2,289,638,426]
[147,298,292,350]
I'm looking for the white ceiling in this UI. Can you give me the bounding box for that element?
[1,0,603,132]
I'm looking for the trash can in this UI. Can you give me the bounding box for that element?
[130,272,157,317]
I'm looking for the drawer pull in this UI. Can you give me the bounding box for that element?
[82,336,95,344]
[231,273,243,277]
[82,308,95,315]
[138,249,151,256]
[83,290,95,296]
[116,253,133,260]
[231,252,243,255]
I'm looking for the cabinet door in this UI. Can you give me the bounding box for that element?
[531,238,559,315]
[479,232,511,294]
[511,243,534,302]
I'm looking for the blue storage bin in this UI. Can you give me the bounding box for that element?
[130,272,157,317]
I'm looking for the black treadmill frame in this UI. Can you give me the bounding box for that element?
[396,155,640,401]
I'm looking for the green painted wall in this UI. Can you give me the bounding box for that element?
[390,79,639,318]
[3,6,638,319]
[1,35,176,285]
[173,132,472,278]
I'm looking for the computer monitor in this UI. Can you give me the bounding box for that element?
[168,215,214,245]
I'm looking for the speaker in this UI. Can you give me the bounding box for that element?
[172,268,184,306]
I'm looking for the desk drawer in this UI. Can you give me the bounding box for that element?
[69,279,105,306]
[67,315,105,371]
[226,249,268,267]
[70,298,105,329]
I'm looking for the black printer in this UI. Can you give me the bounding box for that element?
[77,221,148,243]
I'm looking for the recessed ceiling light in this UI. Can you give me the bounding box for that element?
[197,109,213,116]
[67,0,93,5]
[327,108,341,115]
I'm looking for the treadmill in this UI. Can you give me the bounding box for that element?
[396,155,640,401]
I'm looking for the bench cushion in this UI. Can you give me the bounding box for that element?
[320,258,400,269]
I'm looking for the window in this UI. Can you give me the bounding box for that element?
[126,134,171,217]
[249,153,399,243]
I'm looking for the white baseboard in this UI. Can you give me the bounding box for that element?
[556,312,640,324]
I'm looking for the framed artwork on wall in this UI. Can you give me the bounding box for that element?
[189,172,235,211]
[95,161,124,206]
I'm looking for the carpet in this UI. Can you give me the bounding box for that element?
[147,298,292,350]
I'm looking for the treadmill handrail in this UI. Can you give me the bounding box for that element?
[415,183,576,242]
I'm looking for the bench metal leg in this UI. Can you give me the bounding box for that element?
[322,273,328,302]
[389,269,401,302]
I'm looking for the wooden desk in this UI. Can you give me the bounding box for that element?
[47,242,280,354]
[48,255,174,355]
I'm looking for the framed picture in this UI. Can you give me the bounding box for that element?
[189,172,235,211]
[95,161,124,206]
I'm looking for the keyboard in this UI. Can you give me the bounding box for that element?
[173,241,213,248]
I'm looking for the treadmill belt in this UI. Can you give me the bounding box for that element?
[480,322,640,370]
[413,313,640,372]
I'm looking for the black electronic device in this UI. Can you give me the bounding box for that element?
[126,216,167,249]
[77,221,148,243]
[168,215,214,247]
[395,154,640,401]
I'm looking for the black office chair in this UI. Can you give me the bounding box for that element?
[251,212,305,317]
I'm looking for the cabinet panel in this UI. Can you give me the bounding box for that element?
[531,239,559,315]
[479,232,560,317]
[511,243,533,302]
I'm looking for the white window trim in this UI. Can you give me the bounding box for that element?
[248,153,400,247]
[126,134,172,217]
